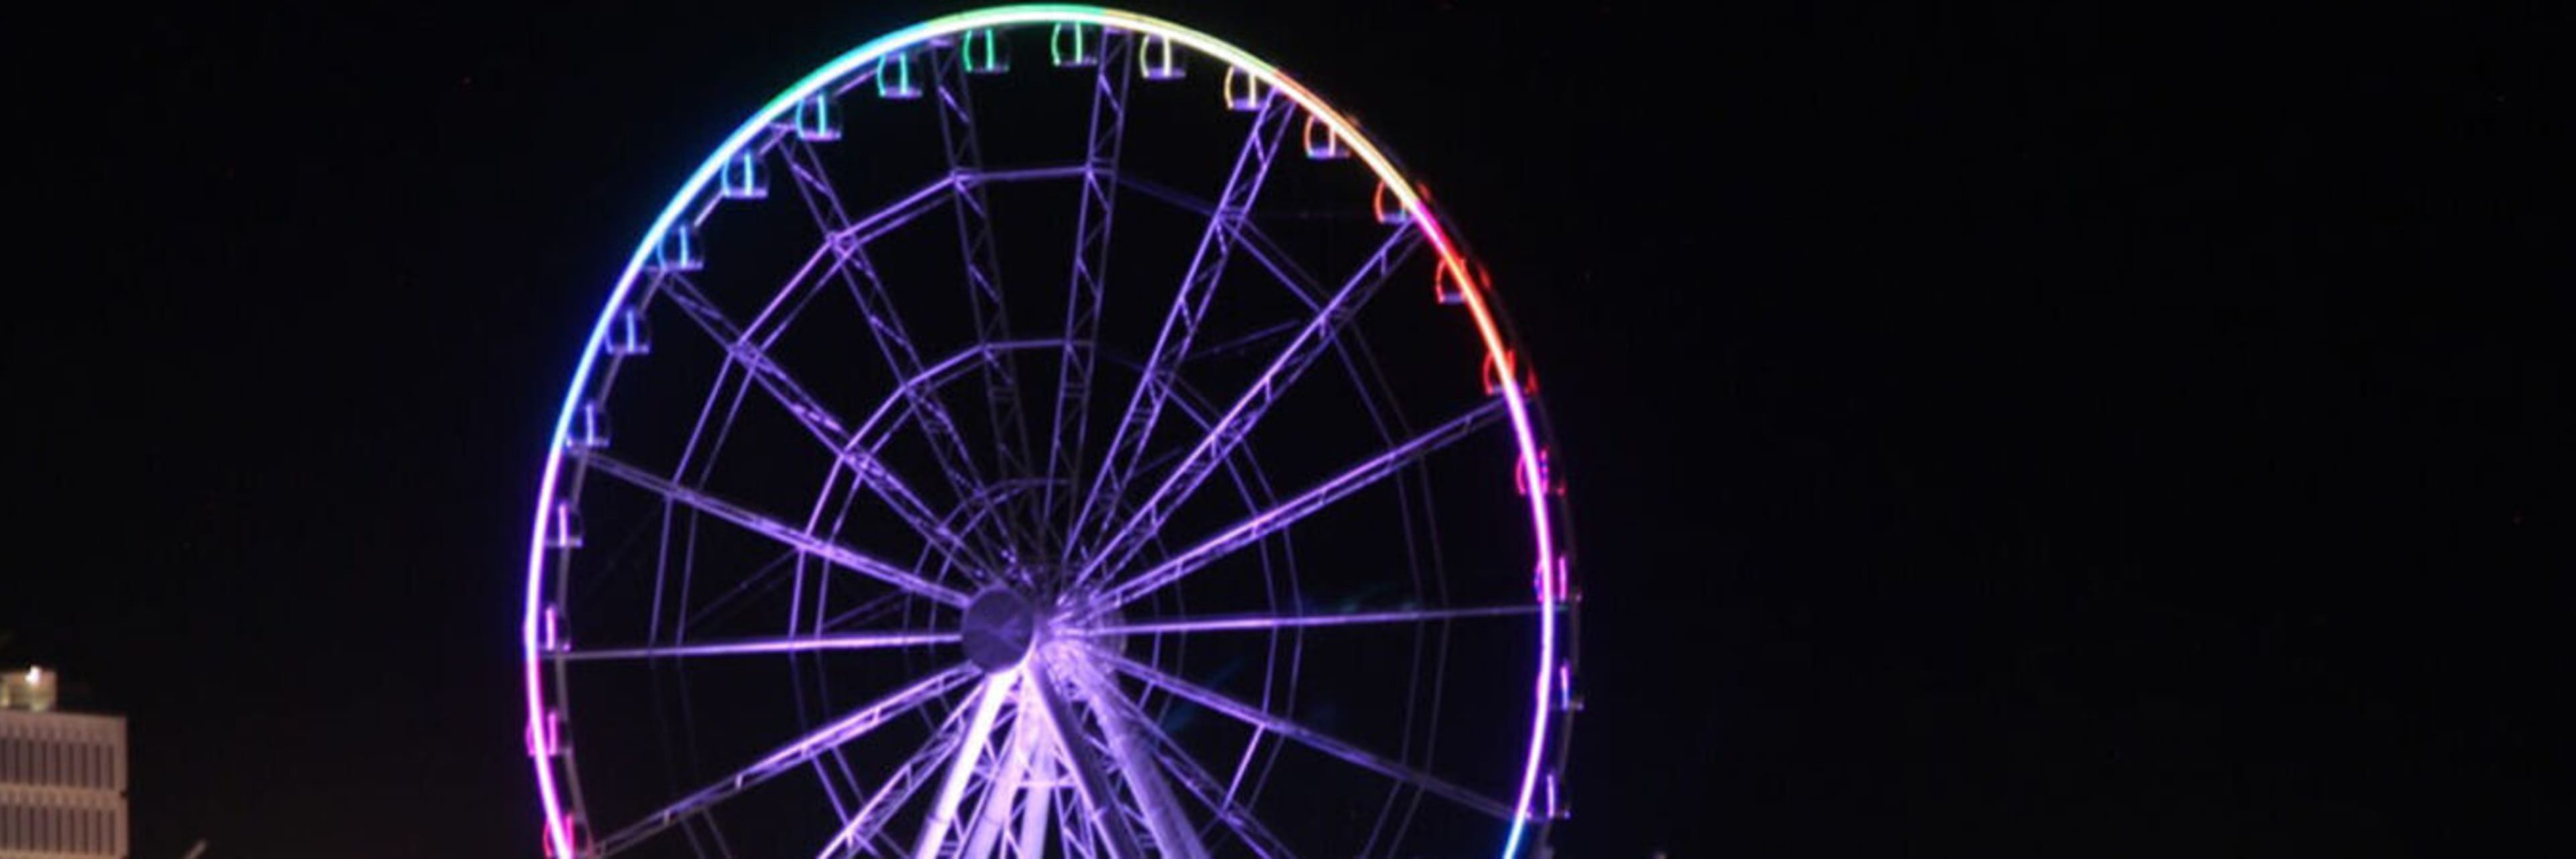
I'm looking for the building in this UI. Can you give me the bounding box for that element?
[0,666,127,858]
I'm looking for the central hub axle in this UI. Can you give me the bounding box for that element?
[961,588,1039,672]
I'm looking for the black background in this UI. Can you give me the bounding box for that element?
[6,1,2567,856]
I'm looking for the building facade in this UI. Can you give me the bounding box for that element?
[0,668,127,858]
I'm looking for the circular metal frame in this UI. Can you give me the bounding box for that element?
[520,6,1577,857]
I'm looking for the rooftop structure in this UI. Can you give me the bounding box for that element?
[0,667,128,858]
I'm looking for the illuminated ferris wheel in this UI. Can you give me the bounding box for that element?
[519,7,1578,857]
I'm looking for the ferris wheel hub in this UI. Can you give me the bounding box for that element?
[960,587,1039,673]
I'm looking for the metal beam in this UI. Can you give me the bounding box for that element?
[1101,652,1515,822]
[1085,398,1505,615]
[780,140,1007,565]
[1089,668,1296,858]
[1084,603,1538,638]
[815,678,983,859]
[1040,31,1136,548]
[1073,225,1421,587]
[916,670,1019,858]
[596,664,978,856]
[1064,96,1295,570]
[931,41,1038,550]
[1031,654,1146,859]
[586,453,969,606]
[659,275,1000,578]
[552,629,959,662]
[1059,652,1206,859]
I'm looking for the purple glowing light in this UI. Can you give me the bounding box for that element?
[524,7,1574,857]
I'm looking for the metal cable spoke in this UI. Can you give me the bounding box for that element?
[1097,650,1515,822]
[815,674,986,859]
[930,41,1040,552]
[1085,397,1506,615]
[658,275,1000,578]
[551,629,959,662]
[779,139,1010,562]
[584,453,970,607]
[1040,30,1135,548]
[1073,224,1423,588]
[1085,603,1538,638]
[1063,96,1296,570]
[594,664,979,856]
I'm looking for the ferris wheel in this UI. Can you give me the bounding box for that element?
[520,7,1578,858]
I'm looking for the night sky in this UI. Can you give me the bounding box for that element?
[7,2,2568,857]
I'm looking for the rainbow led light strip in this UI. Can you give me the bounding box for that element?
[523,6,1568,856]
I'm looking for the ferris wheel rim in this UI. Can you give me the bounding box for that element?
[521,7,1574,857]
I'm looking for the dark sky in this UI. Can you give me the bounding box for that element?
[6,1,2568,857]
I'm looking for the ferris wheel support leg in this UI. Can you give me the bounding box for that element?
[918,670,1019,859]
[959,679,1042,859]
[1030,653,1147,859]
[1084,666,1293,859]
[1016,742,1055,859]
[1061,655,1208,859]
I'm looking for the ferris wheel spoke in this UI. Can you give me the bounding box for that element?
[1085,397,1506,615]
[1115,173,1331,299]
[743,172,961,360]
[1097,651,1516,823]
[930,478,1046,589]
[828,172,965,246]
[1085,603,1540,638]
[765,171,958,315]
[816,682,983,859]
[1073,224,1424,587]
[1110,174,1346,315]
[1086,667,1295,859]
[1065,96,1296,570]
[761,164,1091,327]
[757,165,1090,340]
[837,340,1020,453]
[549,629,959,663]
[1113,173,1417,454]
[930,44,1039,544]
[585,453,971,607]
[741,158,1090,377]
[661,276,1001,576]
[820,342,1081,589]
[1041,30,1136,544]
[594,664,980,856]
[780,140,1011,551]
[823,340,1053,548]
